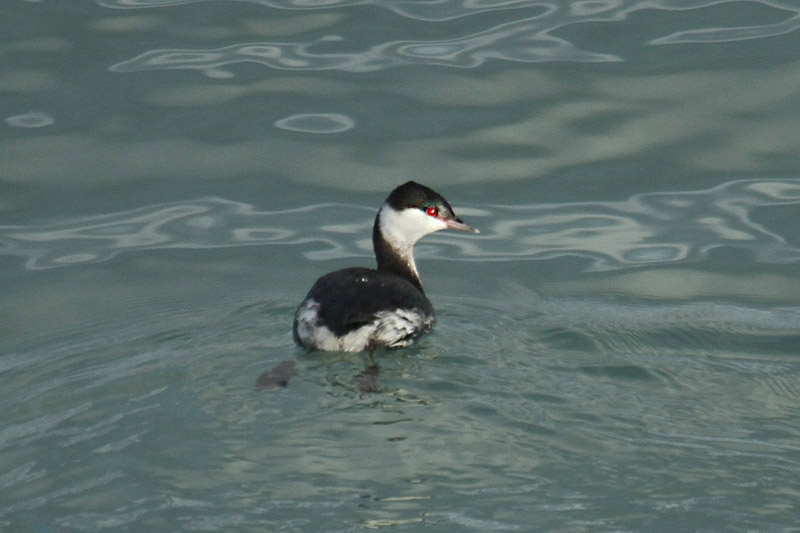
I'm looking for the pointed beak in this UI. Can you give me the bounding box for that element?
[446,217,479,234]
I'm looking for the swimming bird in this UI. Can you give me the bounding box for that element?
[292,181,478,367]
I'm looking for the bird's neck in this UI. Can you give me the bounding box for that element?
[373,207,424,293]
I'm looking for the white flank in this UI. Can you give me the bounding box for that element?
[294,298,434,352]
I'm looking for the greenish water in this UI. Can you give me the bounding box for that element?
[2,1,800,531]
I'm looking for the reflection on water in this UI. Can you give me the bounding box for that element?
[274,112,355,133]
[2,179,798,271]
[4,111,55,128]
[105,0,800,74]
[4,1,800,531]
[109,22,615,74]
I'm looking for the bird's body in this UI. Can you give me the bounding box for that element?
[293,267,434,352]
[292,181,477,362]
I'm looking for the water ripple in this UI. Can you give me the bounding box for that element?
[274,112,355,133]
[103,1,800,73]
[484,178,800,270]
[1,179,798,271]
[109,20,616,75]
[4,111,55,128]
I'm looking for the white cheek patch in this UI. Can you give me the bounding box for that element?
[378,205,447,249]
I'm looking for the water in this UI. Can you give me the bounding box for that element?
[2,0,800,531]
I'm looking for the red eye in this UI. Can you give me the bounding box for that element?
[426,206,438,217]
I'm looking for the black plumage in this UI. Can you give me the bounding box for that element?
[292,267,433,342]
[292,181,477,358]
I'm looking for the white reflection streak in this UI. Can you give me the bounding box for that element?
[481,208,690,267]
[1,179,799,271]
[102,1,800,73]
[651,3,800,44]
[109,13,618,75]
[13,205,204,248]
[0,198,314,270]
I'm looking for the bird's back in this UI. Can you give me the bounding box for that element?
[293,267,435,352]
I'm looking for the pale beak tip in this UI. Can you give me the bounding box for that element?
[447,218,479,234]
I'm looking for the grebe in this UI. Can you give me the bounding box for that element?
[292,181,478,365]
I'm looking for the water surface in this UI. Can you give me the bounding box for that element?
[2,1,800,531]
